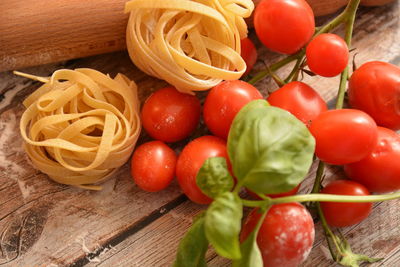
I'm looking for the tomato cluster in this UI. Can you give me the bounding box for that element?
[252,0,400,234]
[130,81,262,196]
[130,0,400,266]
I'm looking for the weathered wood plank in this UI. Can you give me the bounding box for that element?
[0,2,398,267]
[304,200,400,266]
[91,201,204,267]
[0,53,187,266]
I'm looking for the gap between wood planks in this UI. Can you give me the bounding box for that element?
[70,195,188,267]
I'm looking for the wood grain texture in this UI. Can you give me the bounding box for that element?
[0,2,399,267]
[0,53,184,266]
[1,0,396,72]
[0,0,128,72]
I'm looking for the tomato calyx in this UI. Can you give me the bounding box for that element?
[337,246,383,267]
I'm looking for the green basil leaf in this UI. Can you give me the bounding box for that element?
[233,208,268,267]
[196,157,234,198]
[228,100,315,195]
[232,229,263,267]
[173,214,208,267]
[205,192,242,260]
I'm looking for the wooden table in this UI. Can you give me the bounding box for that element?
[1,3,399,266]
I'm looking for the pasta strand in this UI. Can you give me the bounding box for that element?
[125,0,253,94]
[16,69,141,190]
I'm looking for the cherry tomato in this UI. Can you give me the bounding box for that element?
[241,38,258,76]
[131,141,177,192]
[241,203,315,267]
[309,109,378,165]
[267,81,327,127]
[203,80,263,139]
[348,61,400,130]
[176,136,228,204]
[141,86,201,143]
[320,180,372,227]
[247,184,300,200]
[306,33,349,77]
[254,0,315,54]
[345,127,400,193]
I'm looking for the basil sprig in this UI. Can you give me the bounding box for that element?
[173,213,208,267]
[205,192,242,259]
[196,157,234,199]
[228,100,315,195]
[174,100,316,266]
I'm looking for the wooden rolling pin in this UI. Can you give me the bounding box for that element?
[0,0,393,72]
[0,0,128,72]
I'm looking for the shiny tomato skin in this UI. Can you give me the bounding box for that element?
[320,180,372,227]
[241,37,258,76]
[131,141,177,192]
[241,203,315,267]
[345,127,400,193]
[306,33,349,77]
[203,80,263,139]
[247,184,300,199]
[309,109,378,165]
[141,86,201,143]
[348,61,400,130]
[267,81,327,127]
[176,136,228,204]
[254,0,315,54]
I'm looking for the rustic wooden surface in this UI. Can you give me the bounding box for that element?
[0,0,128,72]
[0,2,399,267]
[1,0,394,72]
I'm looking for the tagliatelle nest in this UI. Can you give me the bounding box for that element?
[124,0,254,94]
[17,69,141,190]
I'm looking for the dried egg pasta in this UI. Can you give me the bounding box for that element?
[16,69,141,190]
[125,0,254,94]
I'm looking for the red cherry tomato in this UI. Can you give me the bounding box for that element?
[309,109,378,165]
[241,203,315,267]
[141,86,201,143]
[254,0,315,54]
[176,136,228,204]
[203,80,263,139]
[320,180,372,227]
[348,61,400,130]
[247,184,300,200]
[306,33,349,77]
[241,38,258,76]
[131,141,177,192]
[267,81,327,127]
[345,127,400,193]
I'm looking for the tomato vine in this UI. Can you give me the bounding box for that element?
[173,0,400,266]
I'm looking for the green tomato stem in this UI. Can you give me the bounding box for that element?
[311,161,325,194]
[243,191,400,208]
[316,202,341,261]
[233,179,245,194]
[248,0,356,86]
[247,52,302,85]
[271,191,400,204]
[284,57,303,83]
[335,0,360,109]
[314,11,347,37]
[336,68,350,109]
[241,199,270,208]
[254,205,270,228]
[256,192,270,201]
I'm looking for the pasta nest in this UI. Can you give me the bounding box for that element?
[125,0,254,94]
[18,69,141,190]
